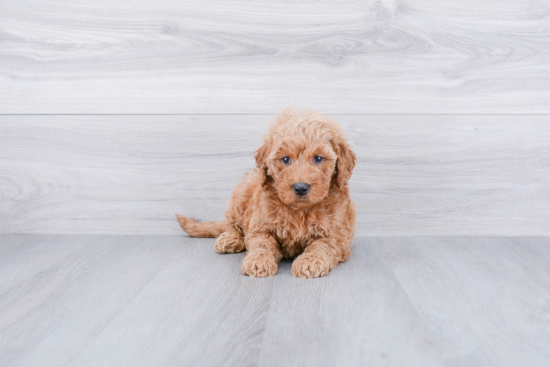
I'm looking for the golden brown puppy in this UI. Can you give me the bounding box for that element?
[176,108,356,278]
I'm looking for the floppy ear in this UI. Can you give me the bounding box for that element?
[254,138,272,187]
[333,137,357,188]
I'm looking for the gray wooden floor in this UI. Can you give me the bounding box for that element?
[1,235,549,367]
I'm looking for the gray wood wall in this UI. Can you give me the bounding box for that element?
[1,0,549,235]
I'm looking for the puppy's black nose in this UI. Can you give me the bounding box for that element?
[293,182,310,196]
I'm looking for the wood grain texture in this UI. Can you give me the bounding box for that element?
[0,116,550,236]
[1,0,550,113]
[0,235,273,367]
[259,236,550,367]
[1,114,549,236]
[1,235,549,366]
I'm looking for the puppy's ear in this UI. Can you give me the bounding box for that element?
[333,137,357,188]
[254,138,272,186]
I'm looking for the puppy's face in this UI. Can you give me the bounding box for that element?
[255,111,356,208]
[268,140,337,208]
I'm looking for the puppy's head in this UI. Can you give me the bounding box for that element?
[255,108,356,208]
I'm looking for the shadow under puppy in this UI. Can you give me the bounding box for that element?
[177,108,356,278]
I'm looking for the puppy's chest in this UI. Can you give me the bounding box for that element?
[266,210,331,257]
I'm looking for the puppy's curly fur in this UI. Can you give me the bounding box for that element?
[177,108,356,278]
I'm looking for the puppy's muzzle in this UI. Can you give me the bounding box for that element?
[293,183,310,196]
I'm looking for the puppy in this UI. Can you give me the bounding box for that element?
[176,108,356,278]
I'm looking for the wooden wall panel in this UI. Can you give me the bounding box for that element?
[1,115,549,235]
[1,0,549,113]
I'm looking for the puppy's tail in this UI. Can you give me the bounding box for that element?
[175,214,229,238]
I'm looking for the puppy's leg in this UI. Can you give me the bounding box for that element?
[215,228,245,254]
[291,238,347,279]
[241,233,282,278]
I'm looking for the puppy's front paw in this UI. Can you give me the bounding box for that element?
[215,231,245,253]
[242,251,278,278]
[291,253,331,278]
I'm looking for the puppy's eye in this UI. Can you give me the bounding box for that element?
[281,157,291,165]
[313,156,324,164]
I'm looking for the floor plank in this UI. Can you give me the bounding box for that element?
[0,235,549,366]
[259,237,550,367]
[1,0,549,113]
[0,235,272,367]
[1,115,549,236]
